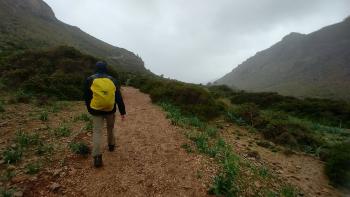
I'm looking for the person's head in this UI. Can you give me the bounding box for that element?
[96,61,107,73]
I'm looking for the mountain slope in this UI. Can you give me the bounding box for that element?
[216,17,350,100]
[0,0,147,73]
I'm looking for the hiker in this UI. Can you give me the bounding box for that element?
[84,61,126,168]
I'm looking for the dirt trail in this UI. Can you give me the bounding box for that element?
[35,87,216,196]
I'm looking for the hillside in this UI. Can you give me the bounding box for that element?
[0,46,104,100]
[216,17,350,101]
[0,0,148,73]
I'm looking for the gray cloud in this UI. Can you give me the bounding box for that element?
[44,0,350,83]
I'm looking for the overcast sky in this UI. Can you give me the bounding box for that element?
[43,0,350,83]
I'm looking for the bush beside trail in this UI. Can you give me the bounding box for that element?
[0,46,94,100]
[209,85,350,128]
[325,141,350,189]
[129,76,224,120]
[0,46,127,101]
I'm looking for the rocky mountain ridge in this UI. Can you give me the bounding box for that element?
[216,17,350,100]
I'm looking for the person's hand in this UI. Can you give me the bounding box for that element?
[121,115,126,121]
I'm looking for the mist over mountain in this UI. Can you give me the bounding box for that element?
[216,17,350,100]
[0,0,148,73]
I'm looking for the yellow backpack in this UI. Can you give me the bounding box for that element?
[90,78,116,111]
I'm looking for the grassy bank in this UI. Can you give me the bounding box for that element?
[159,102,300,196]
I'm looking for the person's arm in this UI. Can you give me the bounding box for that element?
[111,77,126,118]
[115,88,126,116]
[84,77,93,109]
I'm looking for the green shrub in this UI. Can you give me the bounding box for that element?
[230,91,350,128]
[226,110,246,126]
[69,142,90,156]
[131,77,223,120]
[25,162,41,174]
[36,143,54,155]
[0,170,15,182]
[47,101,69,113]
[235,103,261,126]
[325,141,350,189]
[54,125,71,137]
[15,131,40,148]
[39,111,48,121]
[0,187,15,197]
[208,85,236,98]
[0,46,127,101]
[204,126,219,137]
[209,152,239,196]
[231,92,286,108]
[194,133,210,154]
[261,119,321,150]
[185,116,204,128]
[258,166,270,178]
[13,89,32,103]
[280,185,298,197]
[2,147,22,164]
[0,101,5,112]
[206,138,226,158]
[74,113,91,122]
[84,120,93,132]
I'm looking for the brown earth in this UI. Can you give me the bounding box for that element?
[25,87,217,196]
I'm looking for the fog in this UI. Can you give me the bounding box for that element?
[44,0,350,83]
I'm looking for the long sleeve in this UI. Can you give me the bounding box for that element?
[115,88,126,115]
[84,78,93,109]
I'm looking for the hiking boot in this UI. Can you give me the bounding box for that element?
[108,144,115,152]
[93,155,103,168]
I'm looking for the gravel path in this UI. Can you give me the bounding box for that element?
[54,87,216,196]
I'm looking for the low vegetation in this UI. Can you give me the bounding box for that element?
[0,187,15,197]
[54,125,72,138]
[15,131,41,148]
[210,86,350,128]
[2,147,23,164]
[130,76,224,120]
[160,102,299,196]
[39,111,49,121]
[74,113,91,122]
[0,46,122,101]
[0,100,5,112]
[325,141,350,189]
[0,99,93,194]
[69,142,90,156]
[25,162,41,175]
[36,143,54,156]
[160,102,240,195]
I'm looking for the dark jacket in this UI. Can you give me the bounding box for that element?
[84,73,126,116]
